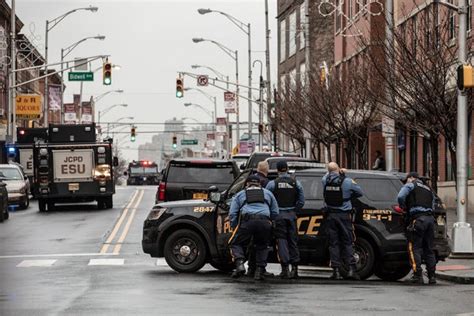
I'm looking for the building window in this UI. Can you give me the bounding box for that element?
[423,137,431,177]
[349,0,353,20]
[468,0,472,31]
[412,16,417,56]
[409,131,418,172]
[424,13,431,49]
[449,10,455,40]
[279,19,286,63]
[336,0,342,32]
[398,130,406,172]
[289,68,297,90]
[279,74,287,98]
[289,10,297,57]
[299,63,306,87]
[300,2,306,49]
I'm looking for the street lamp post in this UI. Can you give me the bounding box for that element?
[97,103,128,127]
[60,35,105,124]
[44,6,98,126]
[198,8,252,140]
[93,89,124,103]
[192,38,240,143]
[183,102,214,122]
[184,88,217,124]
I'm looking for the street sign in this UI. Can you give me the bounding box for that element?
[197,75,209,86]
[68,72,94,81]
[224,91,236,113]
[16,94,41,119]
[181,139,198,145]
[216,117,227,136]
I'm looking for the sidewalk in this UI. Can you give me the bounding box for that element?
[436,208,474,284]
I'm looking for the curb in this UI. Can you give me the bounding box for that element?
[435,271,474,284]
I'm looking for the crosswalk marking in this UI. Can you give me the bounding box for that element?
[88,258,124,266]
[17,259,57,267]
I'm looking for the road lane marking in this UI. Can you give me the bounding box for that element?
[17,259,57,267]
[112,189,145,254]
[0,253,118,259]
[100,190,139,254]
[88,258,124,266]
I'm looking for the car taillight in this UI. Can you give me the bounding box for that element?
[392,205,405,213]
[158,182,166,201]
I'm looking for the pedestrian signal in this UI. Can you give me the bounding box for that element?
[457,64,474,90]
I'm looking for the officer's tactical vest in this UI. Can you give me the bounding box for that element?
[273,176,297,208]
[245,187,265,204]
[406,182,433,210]
[323,175,346,207]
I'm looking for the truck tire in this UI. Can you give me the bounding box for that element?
[340,237,375,280]
[38,199,47,212]
[0,208,4,222]
[374,264,411,281]
[164,229,207,273]
[105,196,113,209]
[97,200,105,210]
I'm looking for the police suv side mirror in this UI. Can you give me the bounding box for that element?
[113,156,119,167]
[240,163,246,170]
[208,185,219,193]
[209,192,222,204]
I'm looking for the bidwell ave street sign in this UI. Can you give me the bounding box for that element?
[181,139,198,145]
[68,72,94,81]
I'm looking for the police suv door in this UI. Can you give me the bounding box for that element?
[215,170,250,258]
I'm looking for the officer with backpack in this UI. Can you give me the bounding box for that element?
[397,172,437,285]
[266,161,305,279]
[229,175,279,281]
[322,162,363,280]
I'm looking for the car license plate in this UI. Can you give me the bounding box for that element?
[68,183,80,191]
[193,193,208,200]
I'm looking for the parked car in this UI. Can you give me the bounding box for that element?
[155,159,239,203]
[265,157,324,172]
[0,182,8,222]
[0,164,30,209]
[243,151,300,170]
[143,168,450,281]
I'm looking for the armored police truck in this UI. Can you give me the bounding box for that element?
[33,124,117,212]
[142,168,451,281]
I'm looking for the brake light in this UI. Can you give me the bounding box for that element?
[158,182,166,201]
[392,205,405,213]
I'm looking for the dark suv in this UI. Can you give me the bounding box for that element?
[155,159,239,203]
[143,168,450,281]
[244,151,300,170]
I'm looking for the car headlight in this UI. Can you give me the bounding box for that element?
[94,164,111,180]
[147,208,166,221]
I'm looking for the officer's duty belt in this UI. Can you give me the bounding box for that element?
[241,214,270,221]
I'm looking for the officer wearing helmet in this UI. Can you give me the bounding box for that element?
[397,172,437,285]
[228,175,279,280]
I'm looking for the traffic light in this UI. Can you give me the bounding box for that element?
[176,78,184,98]
[103,61,112,85]
[131,127,136,142]
[172,136,177,149]
[457,64,474,90]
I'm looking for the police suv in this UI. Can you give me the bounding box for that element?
[142,168,450,281]
[33,124,118,212]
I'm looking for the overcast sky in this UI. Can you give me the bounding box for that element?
[11,0,278,161]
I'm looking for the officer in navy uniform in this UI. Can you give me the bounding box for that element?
[266,161,305,279]
[397,172,437,285]
[322,162,363,280]
[229,175,279,280]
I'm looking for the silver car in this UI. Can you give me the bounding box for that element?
[0,164,30,209]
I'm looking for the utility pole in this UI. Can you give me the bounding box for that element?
[44,20,49,127]
[264,0,273,150]
[304,0,311,159]
[453,0,473,253]
[247,23,253,142]
[384,0,396,171]
[8,0,17,143]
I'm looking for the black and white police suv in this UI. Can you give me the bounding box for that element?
[142,168,450,281]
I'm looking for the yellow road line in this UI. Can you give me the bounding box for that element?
[99,190,139,254]
[112,190,145,254]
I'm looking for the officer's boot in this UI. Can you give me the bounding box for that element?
[289,264,299,279]
[254,267,265,281]
[246,266,256,277]
[279,265,291,279]
[346,265,360,280]
[329,267,343,280]
[231,259,246,278]
[409,271,424,285]
[262,268,274,277]
[428,271,437,285]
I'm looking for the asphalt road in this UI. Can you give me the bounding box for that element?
[1,186,474,316]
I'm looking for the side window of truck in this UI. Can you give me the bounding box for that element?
[226,171,250,199]
[297,175,323,200]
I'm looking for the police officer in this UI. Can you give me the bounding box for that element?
[397,172,437,285]
[229,175,279,280]
[322,162,363,280]
[254,161,270,187]
[266,161,305,279]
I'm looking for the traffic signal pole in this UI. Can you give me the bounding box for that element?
[7,0,17,143]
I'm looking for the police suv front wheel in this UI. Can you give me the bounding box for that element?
[164,229,207,273]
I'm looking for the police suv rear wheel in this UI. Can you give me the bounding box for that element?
[164,229,207,273]
[340,237,375,280]
[374,264,411,281]
[20,195,29,210]
[0,208,4,222]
